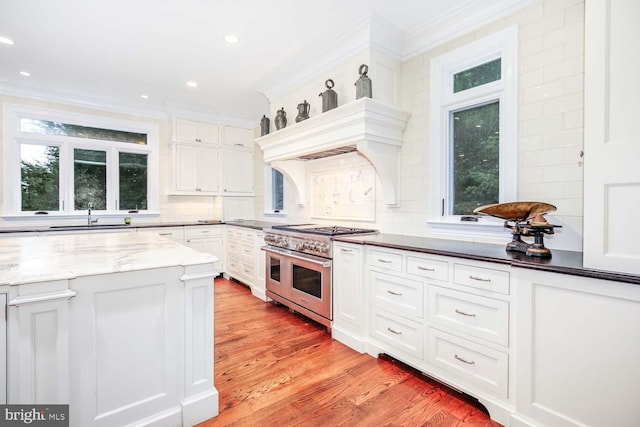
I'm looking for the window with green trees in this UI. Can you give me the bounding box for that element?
[6,105,158,216]
[429,27,517,225]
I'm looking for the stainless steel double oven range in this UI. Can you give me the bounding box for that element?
[262,224,377,330]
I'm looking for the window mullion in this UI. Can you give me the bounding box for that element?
[61,143,73,213]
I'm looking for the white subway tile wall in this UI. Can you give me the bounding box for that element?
[396,0,584,249]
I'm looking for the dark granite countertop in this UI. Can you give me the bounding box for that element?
[333,233,640,286]
[224,220,285,230]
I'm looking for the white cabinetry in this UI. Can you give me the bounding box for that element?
[0,293,5,404]
[332,242,366,351]
[184,226,224,271]
[224,226,265,300]
[222,150,254,194]
[7,280,74,404]
[223,125,253,149]
[172,143,220,194]
[141,226,185,244]
[170,119,255,198]
[584,0,640,275]
[332,246,514,426]
[513,268,640,427]
[174,118,219,144]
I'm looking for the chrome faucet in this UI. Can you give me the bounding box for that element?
[87,203,98,226]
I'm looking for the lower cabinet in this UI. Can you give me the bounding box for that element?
[141,226,185,244]
[332,243,640,427]
[332,242,367,351]
[333,245,514,426]
[7,280,74,404]
[225,226,266,300]
[513,268,640,427]
[184,226,224,272]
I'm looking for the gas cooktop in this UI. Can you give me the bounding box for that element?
[271,224,378,236]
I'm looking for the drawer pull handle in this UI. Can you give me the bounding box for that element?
[469,275,491,282]
[378,259,392,264]
[387,290,402,296]
[455,309,476,317]
[418,266,435,271]
[454,354,475,365]
[340,248,353,253]
[387,327,402,335]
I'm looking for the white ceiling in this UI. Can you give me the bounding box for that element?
[0,0,527,123]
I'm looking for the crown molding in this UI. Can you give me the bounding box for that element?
[0,80,170,120]
[0,80,258,128]
[257,14,405,103]
[402,0,537,60]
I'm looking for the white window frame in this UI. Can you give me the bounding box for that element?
[2,103,160,219]
[428,26,518,238]
[263,165,285,217]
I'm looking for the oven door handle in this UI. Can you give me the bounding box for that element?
[262,246,331,267]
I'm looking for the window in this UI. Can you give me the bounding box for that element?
[3,104,158,217]
[429,27,517,233]
[264,166,284,214]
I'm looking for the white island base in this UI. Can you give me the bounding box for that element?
[2,232,219,427]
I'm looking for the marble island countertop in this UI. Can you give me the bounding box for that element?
[0,231,219,286]
[0,219,285,234]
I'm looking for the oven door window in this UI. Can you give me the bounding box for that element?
[292,265,322,298]
[269,257,281,283]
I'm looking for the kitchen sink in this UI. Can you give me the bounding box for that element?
[49,224,130,230]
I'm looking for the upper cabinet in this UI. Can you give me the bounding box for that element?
[222,150,253,194]
[169,118,255,196]
[223,125,253,149]
[173,144,220,194]
[174,118,220,144]
[583,0,640,275]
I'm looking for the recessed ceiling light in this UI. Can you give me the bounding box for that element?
[0,35,14,45]
[224,34,239,44]
[140,94,148,99]
[186,81,198,88]
[19,71,31,77]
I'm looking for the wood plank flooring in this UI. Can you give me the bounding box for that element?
[197,278,502,427]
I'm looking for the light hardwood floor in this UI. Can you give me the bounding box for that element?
[198,278,501,426]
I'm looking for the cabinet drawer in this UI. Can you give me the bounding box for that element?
[371,271,424,319]
[227,256,241,275]
[369,249,403,272]
[453,264,510,295]
[428,286,509,346]
[242,230,256,244]
[240,262,255,279]
[240,242,255,261]
[186,226,223,239]
[227,239,240,255]
[372,309,423,359]
[428,328,508,398]
[226,227,241,239]
[145,227,185,243]
[407,256,448,281]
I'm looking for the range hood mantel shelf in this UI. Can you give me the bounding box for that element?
[256,97,410,206]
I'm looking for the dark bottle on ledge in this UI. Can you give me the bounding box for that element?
[274,107,287,130]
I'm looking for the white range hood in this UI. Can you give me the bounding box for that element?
[256,97,410,206]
